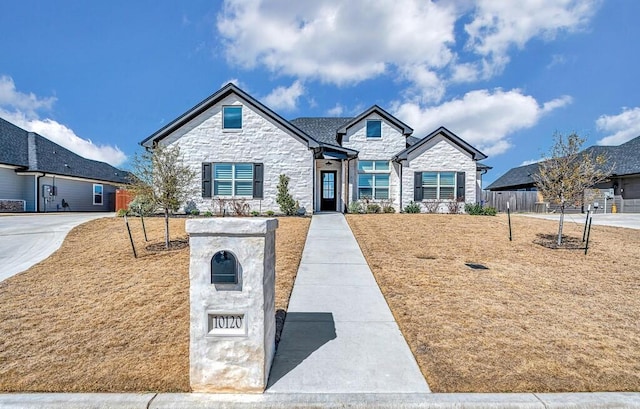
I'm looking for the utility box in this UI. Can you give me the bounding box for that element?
[185,218,278,393]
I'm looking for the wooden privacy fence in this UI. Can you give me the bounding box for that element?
[115,189,133,212]
[482,191,541,213]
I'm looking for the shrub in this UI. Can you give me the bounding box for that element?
[383,205,396,213]
[116,209,130,217]
[276,174,297,216]
[128,195,156,216]
[190,208,200,216]
[423,200,441,213]
[203,211,213,217]
[265,210,275,217]
[366,203,381,214]
[348,201,363,214]
[251,210,260,217]
[229,199,250,216]
[464,203,497,216]
[404,201,421,213]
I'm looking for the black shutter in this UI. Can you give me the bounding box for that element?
[456,172,465,201]
[253,163,263,199]
[414,172,423,201]
[202,162,212,198]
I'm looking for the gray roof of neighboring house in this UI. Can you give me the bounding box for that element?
[486,135,640,190]
[0,117,128,184]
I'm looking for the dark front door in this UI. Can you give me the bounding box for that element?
[320,171,337,211]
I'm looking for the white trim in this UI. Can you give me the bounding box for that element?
[0,164,22,170]
[15,171,122,185]
[213,163,253,198]
[357,160,390,200]
[93,183,104,205]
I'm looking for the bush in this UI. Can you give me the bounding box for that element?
[251,210,260,217]
[404,201,421,213]
[464,203,497,216]
[348,201,363,214]
[203,211,213,217]
[276,174,297,216]
[116,209,130,217]
[128,195,156,216]
[383,205,396,213]
[266,210,275,217]
[190,208,200,216]
[366,203,381,214]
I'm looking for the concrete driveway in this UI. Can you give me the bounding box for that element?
[0,213,113,282]
[521,212,640,230]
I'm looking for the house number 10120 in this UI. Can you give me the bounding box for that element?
[213,315,243,329]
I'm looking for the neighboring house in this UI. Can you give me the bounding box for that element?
[0,117,128,212]
[140,83,488,214]
[486,136,640,213]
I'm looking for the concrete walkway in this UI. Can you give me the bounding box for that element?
[267,213,430,393]
[0,213,113,282]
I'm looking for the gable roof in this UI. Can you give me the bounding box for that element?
[393,126,487,161]
[0,117,128,184]
[336,105,413,136]
[141,83,332,151]
[486,135,640,190]
[485,162,539,190]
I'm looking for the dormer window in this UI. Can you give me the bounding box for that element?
[223,106,242,130]
[366,120,381,139]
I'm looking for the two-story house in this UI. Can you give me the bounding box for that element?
[140,83,488,214]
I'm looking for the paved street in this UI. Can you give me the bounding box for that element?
[0,213,113,282]
[521,212,640,230]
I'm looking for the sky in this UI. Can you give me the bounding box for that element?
[1,0,639,185]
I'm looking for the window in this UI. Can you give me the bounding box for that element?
[366,120,382,138]
[223,106,242,129]
[93,184,103,205]
[214,163,253,197]
[358,160,390,200]
[422,172,456,200]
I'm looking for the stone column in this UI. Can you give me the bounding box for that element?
[185,218,278,393]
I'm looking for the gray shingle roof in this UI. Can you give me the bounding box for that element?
[486,135,640,190]
[394,126,487,161]
[0,117,128,184]
[289,117,352,147]
[0,117,29,167]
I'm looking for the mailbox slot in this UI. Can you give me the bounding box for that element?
[211,250,238,284]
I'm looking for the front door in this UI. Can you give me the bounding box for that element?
[320,171,337,211]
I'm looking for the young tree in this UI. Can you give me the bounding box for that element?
[276,174,297,215]
[129,145,196,249]
[533,132,610,245]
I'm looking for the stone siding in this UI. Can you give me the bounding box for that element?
[162,94,314,214]
[342,114,407,211]
[401,135,478,212]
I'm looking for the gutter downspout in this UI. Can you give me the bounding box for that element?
[398,160,403,211]
[35,172,45,212]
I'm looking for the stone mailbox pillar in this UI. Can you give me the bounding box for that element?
[185,218,278,393]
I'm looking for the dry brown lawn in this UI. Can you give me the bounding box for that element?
[0,215,309,392]
[347,213,640,393]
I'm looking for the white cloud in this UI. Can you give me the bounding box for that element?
[327,103,344,116]
[520,158,540,166]
[393,88,572,156]
[0,75,56,116]
[0,76,127,166]
[463,0,600,78]
[216,0,599,105]
[596,107,640,145]
[217,0,456,98]
[263,80,304,111]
